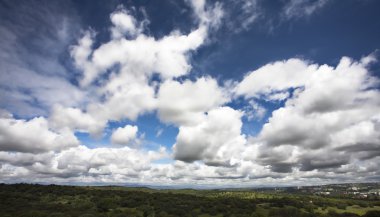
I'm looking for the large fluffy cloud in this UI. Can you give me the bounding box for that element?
[71,0,222,87]
[77,28,206,86]
[235,58,316,100]
[157,77,228,126]
[88,76,157,124]
[49,105,106,136]
[0,115,79,153]
[111,125,138,146]
[58,0,224,136]
[0,145,168,183]
[173,106,246,166]
[239,55,380,175]
[110,7,145,39]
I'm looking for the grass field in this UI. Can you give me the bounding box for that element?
[316,205,380,215]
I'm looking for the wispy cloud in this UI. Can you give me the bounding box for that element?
[0,0,83,117]
[282,0,330,20]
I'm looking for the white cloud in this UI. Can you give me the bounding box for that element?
[249,56,380,173]
[52,145,166,177]
[155,128,164,138]
[63,0,225,135]
[266,91,290,101]
[0,145,168,183]
[235,58,317,100]
[89,78,157,123]
[0,67,86,117]
[50,105,106,136]
[49,76,156,137]
[259,107,331,149]
[72,11,211,87]
[283,0,329,20]
[68,0,226,89]
[244,100,267,121]
[226,0,261,32]
[0,109,12,119]
[94,28,204,80]
[111,125,138,146]
[157,77,229,126]
[239,0,260,28]
[173,106,246,165]
[0,116,79,153]
[331,119,380,151]
[288,57,379,113]
[70,30,94,71]
[46,1,224,141]
[0,151,53,167]
[110,8,141,39]
[188,0,223,28]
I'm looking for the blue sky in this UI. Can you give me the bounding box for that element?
[0,0,380,186]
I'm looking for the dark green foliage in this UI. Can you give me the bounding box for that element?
[0,183,378,217]
[362,210,380,217]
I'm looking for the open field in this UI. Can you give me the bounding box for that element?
[1,184,380,217]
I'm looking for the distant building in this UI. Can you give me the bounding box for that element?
[369,189,380,195]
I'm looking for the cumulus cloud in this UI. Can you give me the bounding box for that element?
[0,116,79,153]
[70,30,95,77]
[75,28,207,86]
[111,125,138,146]
[0,145,168,183]
[71,0,223,87]
[0,152,53,167]
[157,77,228,126]
[50,145,167,178]
[241,55,380,174]
[235,58,316,100]
[110,7,145,39]
[50,105,106,136]
[88,77,157,123]
[62,0,223,135]
[173,106,246,165]
[62,0,226,135]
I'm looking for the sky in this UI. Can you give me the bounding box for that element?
[0,0,380,187]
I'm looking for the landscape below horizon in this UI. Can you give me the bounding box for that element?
[1,0,380,189]
[1,183,380,216]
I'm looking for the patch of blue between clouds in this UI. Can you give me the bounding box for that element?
[192,0,380,82]
[77,112,178,152]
